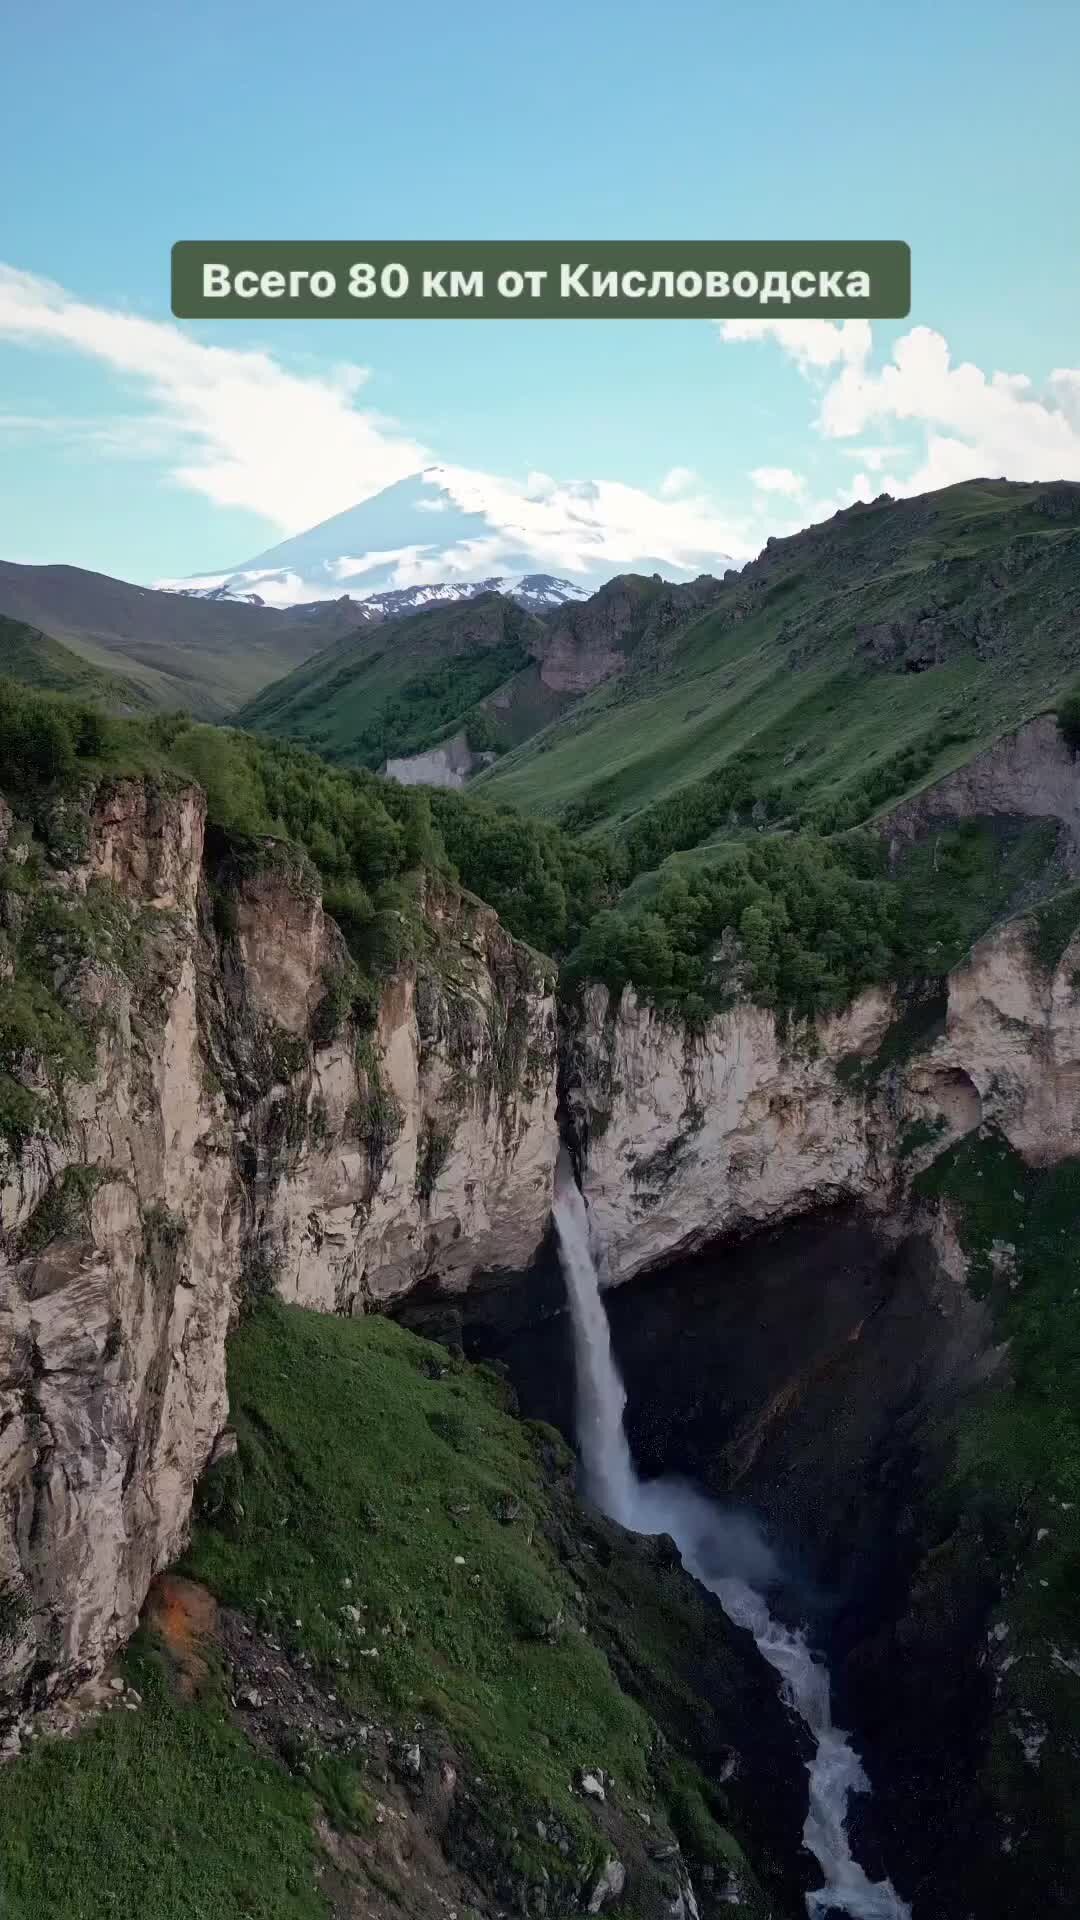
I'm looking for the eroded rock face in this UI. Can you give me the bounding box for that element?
[0,783,235,1710]
[4,760,1080,1727]
[906,915,1080,1164]
[567,911,1080,1284]
[882,715,1080,870]
[0,782,557,1709]
[536,574,724,694]
[242,885,559,1311]
[565,983,897,1283]
[856,603,1003,671]
[383,732,493,790]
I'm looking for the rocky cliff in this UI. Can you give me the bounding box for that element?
[0,778,557,1710]
[4,765,1080,1736]
[383,729,496,790]
[535,573,725,694]
[565,984,895,1281]
[881,713,1080,870]
[565,905,1080,1282]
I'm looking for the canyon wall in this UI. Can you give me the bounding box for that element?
[566,912,1080,1283]
[0,779,556,1709]
[382,730,495,789]
[4,768,1080,1721]
[881,713,1080,869]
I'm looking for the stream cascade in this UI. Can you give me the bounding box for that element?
[552,1153,913,1920]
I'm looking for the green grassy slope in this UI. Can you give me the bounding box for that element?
[236,573,729,772]
[0,560,334,717]
[0,1638,329,1920]
[237,594,550,766]
[478,480,1080,833]
[0,1304,782,1918]
[900,1131,1080,1913]
[0,613,153,711]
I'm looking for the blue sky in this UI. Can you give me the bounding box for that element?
[2,0,1079,590]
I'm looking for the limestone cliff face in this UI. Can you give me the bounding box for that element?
[564,984,897,1282]
[567,909,1080,1284]
[382,731,494,790]
[0,781,235,1716]
[218,862,558,1311]
[0,780,557,1712]
[4,764,1080,1721]
[911,914,1080,1164]
[881,714,1080,870]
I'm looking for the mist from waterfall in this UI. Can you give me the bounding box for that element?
[553,1155,912,1920]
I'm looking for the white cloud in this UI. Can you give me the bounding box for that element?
[328,547,432,582]
[0,409,178,458]
[151,566,323,608]
[660,465,698,497]
[721,318,1080,498]
[0,261,757,575]
[818,325,1080,490]
[837,445,898,472]
[383,535,512,586]
[750,465,806,497]
[0,262,427,530]
[1049,369,1080,426]
[426,464,750,573]
[719,318,872,370]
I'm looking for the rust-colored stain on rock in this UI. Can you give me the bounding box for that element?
[144,1573,218,1697]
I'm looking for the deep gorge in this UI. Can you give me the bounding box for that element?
[399,1198,1003,1917]
[3,770,1080,1917]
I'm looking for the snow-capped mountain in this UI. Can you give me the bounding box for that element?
[361,574,587,616]
[171,581,269,607]
[169,571,588,618]
[156,467,733,610]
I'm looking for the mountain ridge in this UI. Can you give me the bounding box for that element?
[0,559,342,718]
[237,477,1080,819]
[476,477,1080,835]
[0,612,155,712]
[170,570,589,616]
[236,569,730,772]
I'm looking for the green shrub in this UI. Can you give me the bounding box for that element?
[0,684,78,787]
[563,832,899,1021]
[415,1117,454,1199]
[348,1053,404,1182]
[16,1164,105,1255]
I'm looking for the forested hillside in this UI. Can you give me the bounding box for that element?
[236,594,553,766]
[0,614,152,711]
[0,560,341,717]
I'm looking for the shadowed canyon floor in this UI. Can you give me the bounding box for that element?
[400,1166,1080,1920]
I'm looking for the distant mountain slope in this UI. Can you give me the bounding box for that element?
[477,480,1080,838]
[158,466,734,607]
[237,593,553,767]
[169,570,588,616]
[358,572,588,616]
[0,561,337,718]
[237,570,729,773]
[0,613,153,711]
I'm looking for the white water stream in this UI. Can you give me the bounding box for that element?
[553,1158,912,1920]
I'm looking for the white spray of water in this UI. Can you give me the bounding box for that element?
[553,1157,912,1920]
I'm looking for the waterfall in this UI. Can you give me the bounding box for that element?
[553,1155,912,1920]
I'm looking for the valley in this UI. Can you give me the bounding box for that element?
[1,476,1080,1918]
